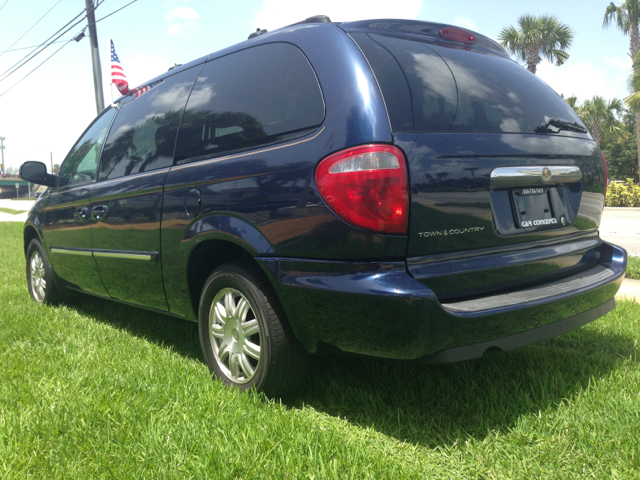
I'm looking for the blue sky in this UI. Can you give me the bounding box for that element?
[0,0,633,171]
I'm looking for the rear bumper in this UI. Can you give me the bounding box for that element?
[256,241,626,361]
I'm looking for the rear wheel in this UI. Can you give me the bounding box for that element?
[26,239,62,305]
[198,261,307,398]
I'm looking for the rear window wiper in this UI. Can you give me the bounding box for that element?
[535,117,588,134]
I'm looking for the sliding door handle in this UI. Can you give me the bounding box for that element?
[91,205,109,221]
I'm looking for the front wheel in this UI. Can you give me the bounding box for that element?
[198,261,307,398]
[26,238,62,305]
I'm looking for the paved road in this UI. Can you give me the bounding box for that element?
[600,207,640,257]
[0,198,34,223]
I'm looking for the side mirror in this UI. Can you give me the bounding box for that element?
[20,161,57,187]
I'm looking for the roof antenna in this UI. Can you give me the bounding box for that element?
[248,28,267,39]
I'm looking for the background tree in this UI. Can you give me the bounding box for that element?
[561,94,578,108]
[576,96,628,147]
[604,0,640,178]
[499,15,573,74]
[601,108,639,179]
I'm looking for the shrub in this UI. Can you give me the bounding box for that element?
[606,179,640,207]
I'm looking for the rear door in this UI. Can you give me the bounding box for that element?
[42,107,117,295]
[90,66,201,310]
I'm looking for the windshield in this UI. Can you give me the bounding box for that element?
[351,32,588,136]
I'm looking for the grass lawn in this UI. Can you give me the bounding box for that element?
[627,255,640,280]
[0,207,27,215]
[1,222,639,478]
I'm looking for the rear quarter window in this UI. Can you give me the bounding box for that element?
[352,32,586,135]
[174,42,325,163]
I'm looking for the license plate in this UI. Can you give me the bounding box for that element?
[512,188,558,229]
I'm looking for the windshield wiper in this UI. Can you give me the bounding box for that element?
[535,117,588,134]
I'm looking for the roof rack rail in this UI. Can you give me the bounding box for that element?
[248,28,268,39]
[290,15,331,26]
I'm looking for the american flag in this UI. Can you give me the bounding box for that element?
[131,79,165,100]
[110,39,129,95]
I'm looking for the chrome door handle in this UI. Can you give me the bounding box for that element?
[91,205,109,221]
[74,207,89,223]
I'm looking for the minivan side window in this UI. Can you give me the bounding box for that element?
[97,66,201,181]
[57,108,117,189]
[174,43,324,163]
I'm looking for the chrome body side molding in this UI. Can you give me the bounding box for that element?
[51,247,157,261]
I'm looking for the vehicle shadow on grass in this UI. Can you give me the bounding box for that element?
[287,326,637,449]
[64,294,636,450]
[65,295,202,361]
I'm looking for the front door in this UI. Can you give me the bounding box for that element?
[42,108,117,295]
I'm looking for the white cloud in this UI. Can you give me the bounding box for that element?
[166,7,199,36]
[124,55,172,89]
[167,23,184,35]
[453,17,477,31]
[536,59,631,104]
[166,7,199,21]
[252,0,422,31]
[602,55,632,70]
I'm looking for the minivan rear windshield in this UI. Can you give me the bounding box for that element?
[351,32,587,136]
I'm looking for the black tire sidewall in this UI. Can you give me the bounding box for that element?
[198,266,273,392]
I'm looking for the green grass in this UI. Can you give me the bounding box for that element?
[1,222,639,478]
[627,255,640,280]
[0,207,27,215]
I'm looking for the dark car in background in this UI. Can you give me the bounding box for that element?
[21,17,627,397]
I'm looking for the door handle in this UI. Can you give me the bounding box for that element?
[91,205,109,221]
[74,207,89,223]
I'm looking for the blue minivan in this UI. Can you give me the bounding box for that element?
[21,17,627,397]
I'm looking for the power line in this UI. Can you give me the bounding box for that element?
[0,0,136,82]
[0,0,9,14]
[0,11,86,82]
[0,0,142,99]
[0,40,72,99]
[0,40,66,54]
[0,0,63,62]
[94,0,139,24]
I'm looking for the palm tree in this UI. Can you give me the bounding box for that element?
[576,96,628,147]
[498,15,574,74]
[604,1,640,176]
[560,94,579,108]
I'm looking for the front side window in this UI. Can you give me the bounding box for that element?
[98,66,201,181]
[57,108,117,188]
[174,43,325,162]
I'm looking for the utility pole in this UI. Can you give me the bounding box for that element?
[50,152,53,174]
[0,137,5,175]
[85,0,104,114]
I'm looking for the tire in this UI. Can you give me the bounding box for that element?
[198,261,307,398]
[26,238,63,305]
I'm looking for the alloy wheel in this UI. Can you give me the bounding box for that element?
[209,288,261,384]
[30,250,46,302]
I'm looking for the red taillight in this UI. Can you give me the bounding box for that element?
[315,144,408,235]
[602,152,608,206]
[440,27,476,44]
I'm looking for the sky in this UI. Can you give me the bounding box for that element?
[0,0,633,173]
